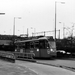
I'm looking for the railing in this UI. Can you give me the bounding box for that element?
[0,51,15,63]
[14,52,35,59]
[0,51,35,62]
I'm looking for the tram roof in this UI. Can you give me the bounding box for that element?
[15,36,54,43]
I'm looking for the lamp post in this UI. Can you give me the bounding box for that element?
[13,17,21,35]
[55,1,65,41]
[0,13,5,35]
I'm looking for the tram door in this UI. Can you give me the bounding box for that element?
[33,41,40,57]
[39,40,50,57]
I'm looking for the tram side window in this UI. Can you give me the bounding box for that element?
[34,41,39,48]
[21,42,25,48]
[45,40,49,49]
[25,42,30,49]
[30,42,34,49]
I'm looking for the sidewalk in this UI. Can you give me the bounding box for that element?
[0,60,38,75]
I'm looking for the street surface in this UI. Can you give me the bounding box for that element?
[0,59,75,75]
[16,60,75,75]
[36,58,75,70]
[0,60,37,75]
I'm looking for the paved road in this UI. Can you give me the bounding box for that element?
[0,59,75,75]
[16,60,75,75]
[0,60,37,75]
[36,58,75,71]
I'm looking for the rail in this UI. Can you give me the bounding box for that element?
[0,51,35,62]
[0,51,15,63]
[14,52,35,59]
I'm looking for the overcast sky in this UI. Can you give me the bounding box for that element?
[0,0,75,38]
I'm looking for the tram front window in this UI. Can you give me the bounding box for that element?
[39,40,49,49]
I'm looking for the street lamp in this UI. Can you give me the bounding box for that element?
[13,17,21,35]
[0,13,5,35]
[55,1,65,41]
[0,13,5,15]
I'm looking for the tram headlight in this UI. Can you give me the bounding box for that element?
[37,49,39,52]
[50,49,54,52]
[15,49,17,52]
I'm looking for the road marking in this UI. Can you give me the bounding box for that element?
[28,67,39,75]
[17,63,39,75]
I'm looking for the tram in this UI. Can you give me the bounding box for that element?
[15,36,57,58]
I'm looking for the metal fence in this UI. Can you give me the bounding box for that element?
[14,52,35,59]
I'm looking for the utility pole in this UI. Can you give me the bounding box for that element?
[44,31,45,36]
[27,28,28,37]
[63,23,65,38]
[13,17,21,35]
[55,1,56,41]
[59,30,60,39]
